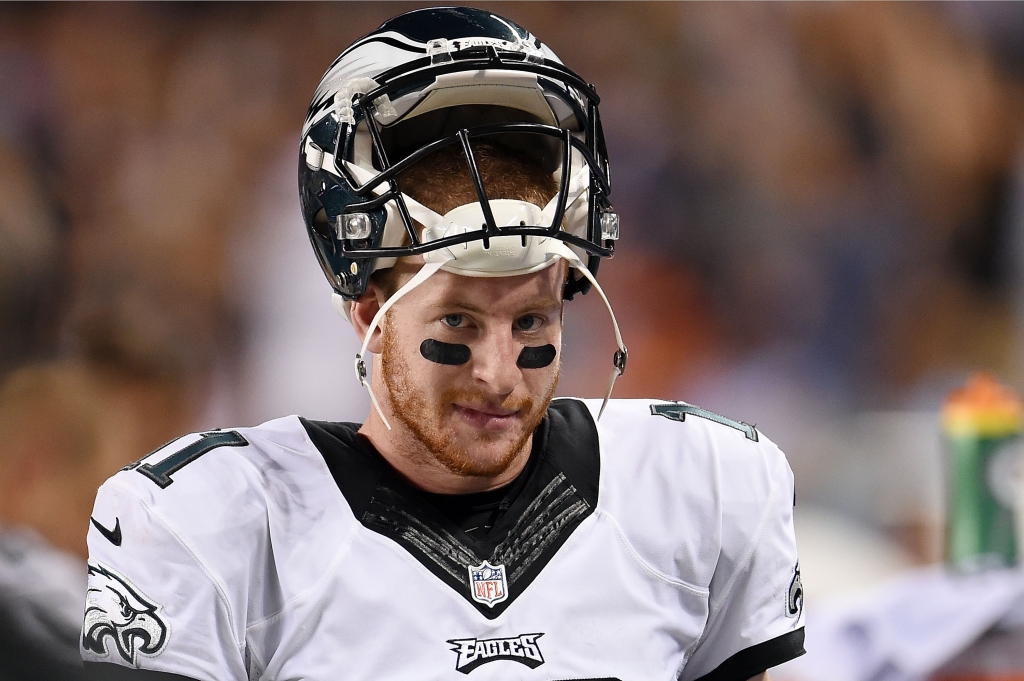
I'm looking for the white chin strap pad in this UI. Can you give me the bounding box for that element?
[423,200,570,276]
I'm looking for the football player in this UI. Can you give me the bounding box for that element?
[83,8,804,681]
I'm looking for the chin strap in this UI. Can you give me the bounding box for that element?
[547,243,627,419]
[356,256,451,430]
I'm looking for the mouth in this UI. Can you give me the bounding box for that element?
[452,403,521,430]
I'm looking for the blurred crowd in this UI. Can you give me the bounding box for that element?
[2,2,1024,677]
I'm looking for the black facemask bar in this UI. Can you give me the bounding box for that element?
[322,46,615,264]
[332,124,613,259]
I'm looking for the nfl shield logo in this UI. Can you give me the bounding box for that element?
[468,560,508,607]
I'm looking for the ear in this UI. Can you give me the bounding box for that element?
[349,281,388,355]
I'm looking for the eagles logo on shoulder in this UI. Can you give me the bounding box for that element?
[786,562,804,618]
[83,563,169,666]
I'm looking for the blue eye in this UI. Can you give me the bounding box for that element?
[443,314,463,328]
[516,315,539,331]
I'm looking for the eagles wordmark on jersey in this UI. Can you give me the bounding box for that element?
[83,398,804,681]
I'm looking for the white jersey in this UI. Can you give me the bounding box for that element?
[82,398,804,681]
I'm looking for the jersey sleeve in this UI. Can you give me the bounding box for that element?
[82,477,247,681]
[681,438,805,681]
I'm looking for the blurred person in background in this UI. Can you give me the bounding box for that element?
[0,363,110,678]
[0,80,87,680]
[0,297,208,681]
[0,353,195,681]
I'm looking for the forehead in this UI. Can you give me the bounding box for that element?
[398,263,566,317]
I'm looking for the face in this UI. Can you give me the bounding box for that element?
[377,263,565,479]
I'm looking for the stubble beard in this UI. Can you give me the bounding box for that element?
[380,320,558,478]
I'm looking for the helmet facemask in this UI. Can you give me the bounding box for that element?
[298,12,626,423]
[301,43,617,298]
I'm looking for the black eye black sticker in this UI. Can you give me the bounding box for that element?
[420,340,556,368]
[517,344,557,369]
[420,339,471,365]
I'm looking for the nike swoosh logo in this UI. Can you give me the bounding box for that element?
[90,517,122,546]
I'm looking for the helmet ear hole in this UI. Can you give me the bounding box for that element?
[312,208,331,240]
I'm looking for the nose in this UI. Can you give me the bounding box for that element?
[470,327,523,396]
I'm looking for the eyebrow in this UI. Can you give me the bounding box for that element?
[435,295,562,316]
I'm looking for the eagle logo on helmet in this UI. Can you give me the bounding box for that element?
[82,563,169,666]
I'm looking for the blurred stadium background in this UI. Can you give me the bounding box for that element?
[3,3,1024,679]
